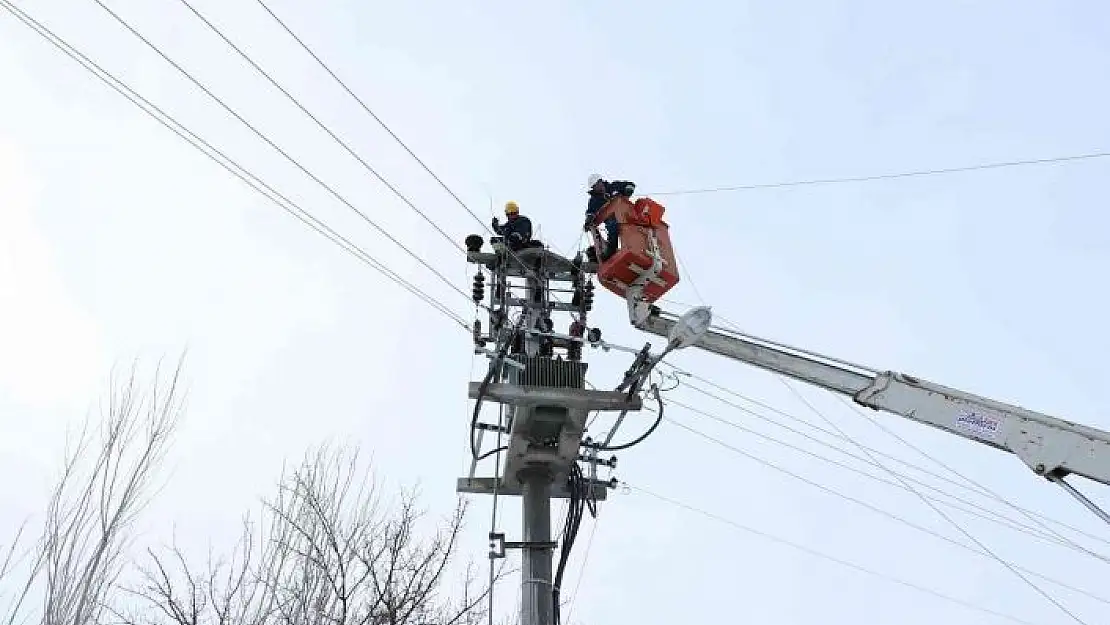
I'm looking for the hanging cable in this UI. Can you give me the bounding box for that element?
[250,0,583,308]
[0,1,472,332]
[552,462,595,625]
[471,319,524,459]
[829,393,1109,564]
[91,0,484,314]
[646,151,1110,197]
[661,411,1110,605]
[658,363,1110,551]
[778,379,1091,625]
[591,384,664,452]
[486,402,506,625]
[665,396,1110,577]
[628,483,1050,625]
[561,515,599,625]
[176,0,464,255]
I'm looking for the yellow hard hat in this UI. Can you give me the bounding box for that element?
[504,201,519,215]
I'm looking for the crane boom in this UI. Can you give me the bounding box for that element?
[638,308,1110,491]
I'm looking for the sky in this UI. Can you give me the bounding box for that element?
[3,0,1110,623]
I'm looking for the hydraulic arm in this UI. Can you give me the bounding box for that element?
[634,306,1110,523]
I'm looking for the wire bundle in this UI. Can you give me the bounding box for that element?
[553,462,597,625]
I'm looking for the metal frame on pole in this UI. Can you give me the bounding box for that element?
[459,243,637,625]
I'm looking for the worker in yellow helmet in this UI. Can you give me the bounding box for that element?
[492,200,534,251]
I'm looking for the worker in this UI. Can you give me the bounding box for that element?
[492,201,533,252]
[584,174,635,262]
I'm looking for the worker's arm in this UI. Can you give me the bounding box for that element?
[607,180,636,197]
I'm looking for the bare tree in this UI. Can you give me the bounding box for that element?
[114,445,507,625]
[1,357,186,625]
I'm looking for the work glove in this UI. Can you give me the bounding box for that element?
[509,232,523,245]
[491,217,500,231]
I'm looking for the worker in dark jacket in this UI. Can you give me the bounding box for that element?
[584,174,635,261]
[492,201,533,252]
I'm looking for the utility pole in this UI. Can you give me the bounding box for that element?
[458,234,640,625]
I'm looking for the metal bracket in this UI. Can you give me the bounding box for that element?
[475,422,510,434]
[488,532,557,559]
[578,453,617,468]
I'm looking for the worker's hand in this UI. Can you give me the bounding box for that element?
[491,217,500,230]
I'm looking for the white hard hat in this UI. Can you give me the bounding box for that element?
[587,173,602,187]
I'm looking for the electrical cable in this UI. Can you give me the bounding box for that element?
[646,151,1110,197]
[665,395,1110,573]
[779,379,1091,625]
[251,0,583,309]
[476,446,509,462]
[561,514,598,625]
[253,0,486,235]
[662,412,1110,605]
[591,384,664,452]
[0,0,470,332]
[470,318,524,459]
[91,0,484,315]
[627,483,1052,625]
[687,304,1110,552]
[553,462,595,625]
[660,364,1110,552]
[176,0,464,255]
[487,402,505,625]
[668,285,1110,557]
[830,393,1110,565]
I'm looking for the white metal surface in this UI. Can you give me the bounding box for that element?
[640,312,1110,488]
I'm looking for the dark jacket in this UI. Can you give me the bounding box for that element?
[585,180,636,222]
[494,214,533,246]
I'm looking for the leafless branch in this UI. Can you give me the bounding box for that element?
[121,444,499,625]
[1,356,187,625]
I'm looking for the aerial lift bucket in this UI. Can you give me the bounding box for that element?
[587,195,680,305]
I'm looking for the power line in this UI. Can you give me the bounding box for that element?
[662,413,1108,605]
[250,0,582,309]
[0,0,469,332]
[779,379,1090,625]
[647,151,1110,197]
[561,516,598,625]
[829,393,1110,566]
[696,305,1110,558]
[671,372,1110,552]
[252,0,496,236]
[656,321,1110,551]
[665,395,1110,569]
[627,483,1050,625]
[176,0,463,255]
[90,0,481,313]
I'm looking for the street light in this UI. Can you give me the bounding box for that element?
[668,305,713,350]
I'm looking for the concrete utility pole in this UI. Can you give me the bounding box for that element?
[458,235,640,625]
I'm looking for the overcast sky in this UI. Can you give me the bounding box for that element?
[3,1,1110,623]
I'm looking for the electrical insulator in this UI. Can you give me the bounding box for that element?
[582,280,595,311]
[568,320,585,338]
[587,327,602,344]
[472,272,485,303]
[472,320,486,347]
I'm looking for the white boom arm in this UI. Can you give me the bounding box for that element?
[635,306,1110,520]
